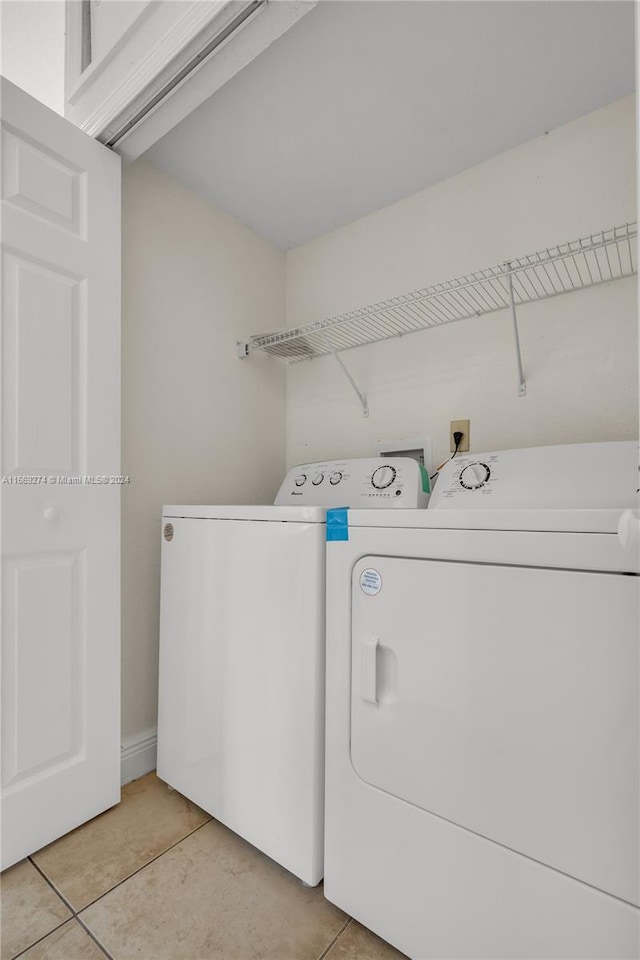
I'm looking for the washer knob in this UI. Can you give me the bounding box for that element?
[294,474,307,487]
[329,471,343,485]
[459,462,491,489]
[371,465,397,489]
[312,472,324,485]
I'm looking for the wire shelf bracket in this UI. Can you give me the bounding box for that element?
[238,221,636,407]
[322,333,369,417]
[505,263,527,397]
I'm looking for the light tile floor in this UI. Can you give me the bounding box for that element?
[2,773,407,960]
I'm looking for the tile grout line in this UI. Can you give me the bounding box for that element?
[27,855,77,913]
[27,857,113,960]
[24,819,354,960]
[20,814,214,960]
[74,817,214,913]
[10,917,71,960]
[26,815,212,910]
[74,913,115,960]
[315,916,353,960]
[20,858,114,960]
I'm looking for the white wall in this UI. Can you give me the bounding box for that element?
[286,96,638,469]
[0,1,65,114]
[121,158,285,740]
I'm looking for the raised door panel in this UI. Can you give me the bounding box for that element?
[350,555,639,906]
[89,0,153,67]
[2,253,85,476]
[2,127,87,236]
[2,553,85,786]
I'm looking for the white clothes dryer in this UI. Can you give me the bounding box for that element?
[324,441,639,958]
[156,458,428,886]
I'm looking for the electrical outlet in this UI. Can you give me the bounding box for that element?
[450,419,470,452]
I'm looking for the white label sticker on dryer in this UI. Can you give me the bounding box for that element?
[360,568,382,596]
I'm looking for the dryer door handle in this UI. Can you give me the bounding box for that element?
[361,637,379,706]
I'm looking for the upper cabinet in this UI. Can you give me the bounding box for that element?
[64,0,316,160]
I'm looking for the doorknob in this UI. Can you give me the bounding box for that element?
[43,507,59,522]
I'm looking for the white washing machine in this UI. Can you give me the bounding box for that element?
[156,458,428,886]
[324,441,639,958]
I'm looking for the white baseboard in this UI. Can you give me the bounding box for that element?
[121,728,157,785]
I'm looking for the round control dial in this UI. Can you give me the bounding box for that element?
[294,474,307,487]
[311,472,324,486]
[329,471,343,485]
[459,462,491,490]
[371,465,397,490]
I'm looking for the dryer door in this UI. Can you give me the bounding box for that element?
[350,556,639,906]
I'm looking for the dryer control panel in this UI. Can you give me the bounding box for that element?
[429,440,639,510]
[274,458,430,508]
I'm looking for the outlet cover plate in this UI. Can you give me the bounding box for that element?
[450,420,470,452]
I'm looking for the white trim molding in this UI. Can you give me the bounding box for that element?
[121,728,157,785]
[64,0,317,163]
[98,0,266,148]
[65,0,234,137]
[116,0,317,162]
[66,1,155,106]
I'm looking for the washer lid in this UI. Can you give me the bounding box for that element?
[162,504,327,522]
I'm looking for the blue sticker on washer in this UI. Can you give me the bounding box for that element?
[326,507,349,541]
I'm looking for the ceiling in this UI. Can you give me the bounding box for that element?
[146,1,635,251]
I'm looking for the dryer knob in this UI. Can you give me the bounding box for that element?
[459,462,491,489]
[294,474,307,487]
[312,472,324,485]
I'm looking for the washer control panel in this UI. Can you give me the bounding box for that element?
[428,441,639,510]
[275,458,430,508]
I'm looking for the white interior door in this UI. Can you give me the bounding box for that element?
[1,78,121,868]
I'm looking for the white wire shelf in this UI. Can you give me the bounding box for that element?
[240,222,636,363]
